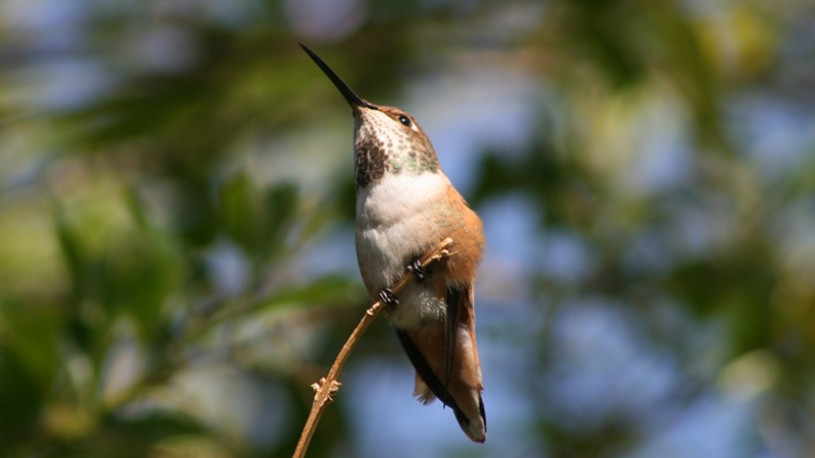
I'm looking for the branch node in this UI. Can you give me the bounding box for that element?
[325,380,341,402]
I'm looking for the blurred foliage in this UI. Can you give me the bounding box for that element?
[1,0,814,457]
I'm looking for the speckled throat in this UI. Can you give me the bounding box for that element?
[353,105,440,189]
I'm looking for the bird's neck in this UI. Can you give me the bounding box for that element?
[353,120,440,189]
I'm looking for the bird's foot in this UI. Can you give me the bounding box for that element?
[407,258,427,282]
[379,288,399,307]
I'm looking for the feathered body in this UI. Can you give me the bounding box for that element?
[302,45,487,443]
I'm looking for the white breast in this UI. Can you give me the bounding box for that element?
[355,171,451,329]
[356,172,449,228]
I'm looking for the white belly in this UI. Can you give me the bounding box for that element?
[355,172,450,329]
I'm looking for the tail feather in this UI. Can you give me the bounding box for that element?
[452,393,486,443]
[394,285,486,443]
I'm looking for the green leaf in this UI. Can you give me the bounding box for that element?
[256,275,364,311]
[219,172,301,264]
[263,182,299,254]
[219,171,262,254]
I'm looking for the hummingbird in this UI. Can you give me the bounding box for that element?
[301,44,487,443]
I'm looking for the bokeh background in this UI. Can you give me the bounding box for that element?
[2,0,815,456]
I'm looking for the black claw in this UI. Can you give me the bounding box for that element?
[407,259,426,282]
[379,288,398,307]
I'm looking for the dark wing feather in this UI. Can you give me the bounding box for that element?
[444,286,462,396]
[395,330,458,409]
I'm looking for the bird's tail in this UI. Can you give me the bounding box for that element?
[396,286,486,442]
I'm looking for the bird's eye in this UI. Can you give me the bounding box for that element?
[398,115,411,127]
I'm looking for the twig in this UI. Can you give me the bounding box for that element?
[292,237,455,458]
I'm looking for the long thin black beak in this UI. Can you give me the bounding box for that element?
[300,43,378,110]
